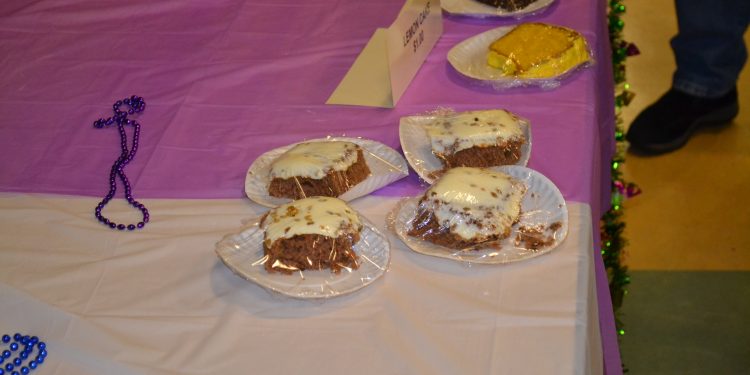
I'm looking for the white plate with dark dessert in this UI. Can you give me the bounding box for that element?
[399,109,532,184]
[442,0,555,18]
[245,136,409,208]
[216,198,391,299]
[447,23,592,88]
[391,166,568,264]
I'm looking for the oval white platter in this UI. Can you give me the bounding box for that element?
[216,215,390,299]
[245,137,409,207]
[393,165,568,264]
[399,111,532,184]
[447,25,591,88]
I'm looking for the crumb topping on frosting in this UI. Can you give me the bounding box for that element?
[261,196,361,243]
[424,110,524,155]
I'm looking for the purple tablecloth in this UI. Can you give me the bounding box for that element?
[0,0,619,373]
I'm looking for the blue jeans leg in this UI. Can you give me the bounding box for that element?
[671,0,750,98]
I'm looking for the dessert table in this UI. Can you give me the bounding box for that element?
[0,0,620,374]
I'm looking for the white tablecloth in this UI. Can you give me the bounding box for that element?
[0,193,602,374]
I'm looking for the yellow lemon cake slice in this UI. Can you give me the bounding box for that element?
[487,23,590,79]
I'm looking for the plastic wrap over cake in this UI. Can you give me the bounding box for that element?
[389,166,568,264]
[246,136,409,207]
[400,108,532,184]
[447,23,594,90]
[442,0,556,19]
[215,198,390,299]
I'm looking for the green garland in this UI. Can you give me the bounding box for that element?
[605,0,638,342]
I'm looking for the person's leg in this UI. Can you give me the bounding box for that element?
[626,0,750,155]
[671,0,750,98]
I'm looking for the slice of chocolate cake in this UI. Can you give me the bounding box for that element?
[260,197,362,274]
[408,167,525,249]
[474,0,537,11]
[268,141,371,200]
[424,109,526,169]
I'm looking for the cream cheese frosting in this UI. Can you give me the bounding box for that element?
[270,141,360,180]
[261,197,362,244]
[421,167,525,241]
[424,110,524,155]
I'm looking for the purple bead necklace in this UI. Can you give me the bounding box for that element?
[93,96,149,231]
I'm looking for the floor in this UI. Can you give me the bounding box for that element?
[617,0,750,373]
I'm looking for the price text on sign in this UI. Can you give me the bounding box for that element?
[402,1,431,53]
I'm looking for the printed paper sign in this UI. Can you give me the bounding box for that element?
[326,0,443,108]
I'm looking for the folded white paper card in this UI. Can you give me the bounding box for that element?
[326,0,443,108]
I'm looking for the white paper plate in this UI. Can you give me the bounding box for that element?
[245,137,409,207]
[216,215,390,299]
[399,111,531,184]
[392,165,568,264]
[442,0,555,18]
[447,25,590,89]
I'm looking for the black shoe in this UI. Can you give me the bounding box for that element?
[626,87,739,155]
